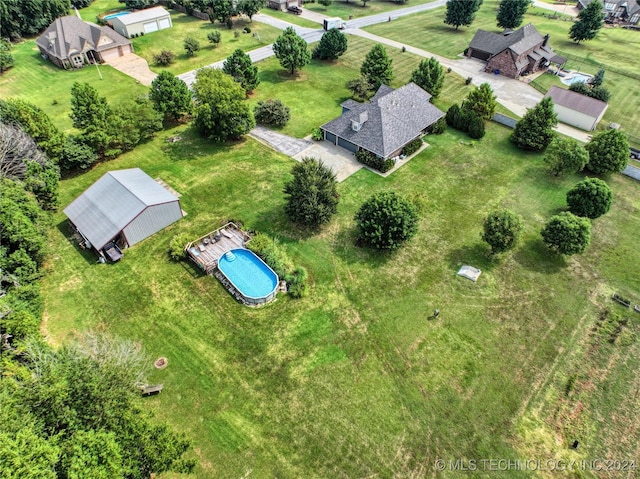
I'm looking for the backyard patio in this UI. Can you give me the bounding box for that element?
[185,223,250,274]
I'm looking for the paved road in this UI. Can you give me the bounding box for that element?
[344,0,447,28]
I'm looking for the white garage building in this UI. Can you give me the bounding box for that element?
[110,6,173,38]
[64,168,183,258]
[544,86,608,132]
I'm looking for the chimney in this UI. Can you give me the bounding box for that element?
[542,33,549,47]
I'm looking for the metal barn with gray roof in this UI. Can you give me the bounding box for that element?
[320,83,445,159]
[64,168,183,256]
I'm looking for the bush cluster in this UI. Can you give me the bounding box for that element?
[401,138,422,156]
[569,82,611,102]
[356,149,395,173]
[168,233,191,261]
[446,104,485,139]
[153,50,176,66]
[428,117,447,135]
[247,233,308,298]
[254,99,290,127]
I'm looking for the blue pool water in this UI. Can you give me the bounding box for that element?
[104,11,131,20]
[218,249,278,300]
[561,72,592,86]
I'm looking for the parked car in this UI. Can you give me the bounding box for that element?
[630,147,640,160]
[287,5,302,14]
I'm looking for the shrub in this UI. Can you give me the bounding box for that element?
[311,127,323,141]
[355,191,419,251]
[285,266,308,298]
[153,50,176,66]
[465,77,472,85]
[467,112,485,139]
[234,30,240,38]
[356,150,394,172]
[226,18,233,29]
[207,30,221,47]
[243,26,251,33]
[247,233,294,279]
[401,138,422,156]
[428,117,447,134]
[184,37,200,56]
[254,99,291,127]
[168,233,191,261]
[566,177,612,219]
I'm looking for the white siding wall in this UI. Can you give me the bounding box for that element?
[122,201,182,247]
[554,104,598,131]
[113,15,172,38]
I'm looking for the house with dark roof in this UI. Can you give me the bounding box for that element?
[320,83,445,159]
[64,168,183,259]
[36,15,133,69]
[544,86,609,131]
[466,23,566,79]
[577,0,640,25]
[110,6,173,38]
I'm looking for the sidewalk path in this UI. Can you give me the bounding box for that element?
[249,125,313,156]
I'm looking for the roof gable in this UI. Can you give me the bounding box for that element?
[469,23,545,56]
[64,168,179,250]
[544,85,609,118]
[36,16,130,60]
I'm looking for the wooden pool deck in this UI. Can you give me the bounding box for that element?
[185,223,250,274]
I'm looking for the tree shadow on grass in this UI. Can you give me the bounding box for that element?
[446,242,498,274]
[253,205,330,243]
[330,225,398,270]
[513,237,567,274]
[56,220,103,266]
[177,257,207,279]
[161,127,240,162]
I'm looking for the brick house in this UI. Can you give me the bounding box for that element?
[466,23,567,79]
[577,0,640,25]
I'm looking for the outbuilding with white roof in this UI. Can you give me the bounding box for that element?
[64,168,183,257]
[110,6,172,38]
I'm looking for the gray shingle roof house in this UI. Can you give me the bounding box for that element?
[577,0,640,25]
[544,86,609,131]
[466,23,566,79]
[320,83,445,159]
[110,6,173,38]
[64,169,183,255]
[36,15,133,69]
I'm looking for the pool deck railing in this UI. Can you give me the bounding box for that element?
[185,223,250,274]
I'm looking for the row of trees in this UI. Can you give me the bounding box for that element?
[283,158,419,251]
[511,97,629,175]
[446,82,497,139]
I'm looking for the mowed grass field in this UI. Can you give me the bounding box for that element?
[365,0,640,133]
[41,123,640,479]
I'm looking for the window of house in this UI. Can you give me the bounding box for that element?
[605,2,615,10]
[631,13,639,23]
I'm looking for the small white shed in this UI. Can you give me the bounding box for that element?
[544,85,608,131]
[64,168,183,255]
[110,6,172,38]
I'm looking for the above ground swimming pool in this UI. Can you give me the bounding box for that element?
[561,72,592,86]
[104,11,130,20]
[217,249,278,305]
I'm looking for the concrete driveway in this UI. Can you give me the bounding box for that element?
[294,140,363,182]
[105,53,157,86]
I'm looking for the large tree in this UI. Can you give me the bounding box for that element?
[444,0,482,30]
[0,99,65,162]
[223,48,260,93]
[346,76,374,102]
[283,157,339,227]
[543,136,589,176]
[209,0,236,25]
[121,0,159,8]
[192,68,255,141]
[482,209,524,255]
[569,0,605,44]
[566,177,612,219]
[410,57,445,98]
[360,44,393,90]
[496,0,531,29]
[273,27,311,75]
[463,82,497,120]
[149,71,193,121]
[355,191,419,251]
[69,82,110,131]
[312,28,348,61]
[511,97,557,151]
[238,0,265,21]
[0,0,70,40]
[541,212,591,255]
[0,39,14,74]
[585,129,629,174]
[1,334,196,479]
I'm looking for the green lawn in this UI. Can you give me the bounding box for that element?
[365,0,640,136]
[261,8,321,28]
[303,0,437,20]
[0,40,148,132]
[250,35,436,137]
[77,0,122,22]
[41,116,640,478]
[131,11,282,75]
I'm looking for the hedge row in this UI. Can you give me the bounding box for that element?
[356,149,395,173]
